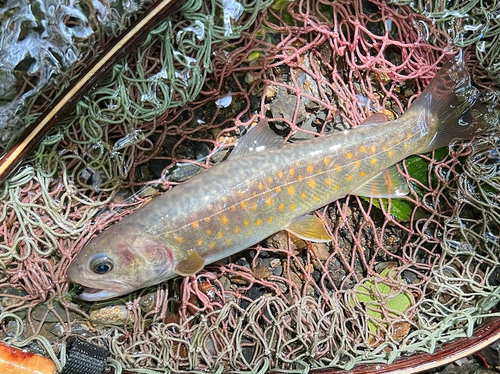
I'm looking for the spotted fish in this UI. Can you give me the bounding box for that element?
[67,55,484,300]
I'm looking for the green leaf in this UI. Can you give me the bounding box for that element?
[355,266,414,333]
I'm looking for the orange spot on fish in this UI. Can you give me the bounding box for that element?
[288,186,295,195]
[192,222,199,229]
[314,195,320,202]
[248,230,253,236]
[290,204,295,211]
[234,226,240,233]
[268,216,273,223]
[334,185,339,190]
[177,237,184,244]
[360,171,367,177]
[309,180,316,188]
[197,239,203,246]
[301,192,307,199]
[258,182,264,190]
[382,146,387,151]
[252,192,257,197]
[355,160,361,168]
[335,165,342,172]
[204,217,211,222]
[278,171,284,178]
[255,219,262,226]
[298,175,303,182]
[323,157,330,166]
[346,174,353,182]
[267,177,273,183]
[210,242,216,249]
[360,146,366,153]
[251,202,258,210]
[370,145,376,153]
[289,168,295,176]
[325,178,332,186]
[206,230,213,236]
[279,204,285,211]
[266,197,272,206]
[406,133,412,139]
[221,216,228,225]
[388,150,394,157]
[371,158,377,165]
[244,219,250,226]
[404,143,409,149]
[216,231,224,238]
[240,202,247,209]
[231,206,237,211]
[276,186,282,193]
[347,152,353,159]
[307,165,314,173]
[226,239,232,245]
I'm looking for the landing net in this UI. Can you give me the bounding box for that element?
[0,0,499,373]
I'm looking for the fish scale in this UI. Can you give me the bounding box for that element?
[67,54,484,300]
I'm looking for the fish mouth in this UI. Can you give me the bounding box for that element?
[78,286,132,301]
[74,279,136,301]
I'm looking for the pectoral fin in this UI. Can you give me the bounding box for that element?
[286,215,333,242]
[174,250,206,276]
[351,165,409,198]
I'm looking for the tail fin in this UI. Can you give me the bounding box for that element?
[404,53,483,153]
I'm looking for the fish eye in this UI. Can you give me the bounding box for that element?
[90,254,114,274]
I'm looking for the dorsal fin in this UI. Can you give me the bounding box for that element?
[351,165,409,198]
[227,119,285,160]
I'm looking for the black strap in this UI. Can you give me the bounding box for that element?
[61,338,109,374]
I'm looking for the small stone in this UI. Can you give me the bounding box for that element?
[89,305,128,325]
[252,264,271,279]
[270,259,281,268]
[311,243,330,261]
[170,163,202,182]
[139,292,157,313]
[273,265,283,277]
[219,276,231,290]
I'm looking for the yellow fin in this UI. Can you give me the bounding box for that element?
[174,250,206,276]
[351,165,409,198]
[286,215,332,242]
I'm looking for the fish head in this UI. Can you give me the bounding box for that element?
[67,223,175,301]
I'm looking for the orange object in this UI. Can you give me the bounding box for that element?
[0,341,57,374]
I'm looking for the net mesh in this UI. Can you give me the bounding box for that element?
[1,0,500,372]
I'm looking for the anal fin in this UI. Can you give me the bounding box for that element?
[351,165,409,198]
[174,250,206,276]
[286,215,333,242]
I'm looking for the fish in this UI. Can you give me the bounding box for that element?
[67,54,484,301]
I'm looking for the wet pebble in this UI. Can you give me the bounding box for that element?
[32,301,74,323]
[241,287,266,310]
[170,163,203,182]
[270,259,281,268]
[272,265,283,277]
[252,264,271,280]
[312,243,330,261]
[89,305,128,325]
[266,231,306,254]
[1,287,27,308]
[149,159,170,178]
[139,292,157,313]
